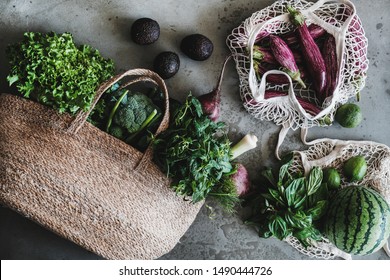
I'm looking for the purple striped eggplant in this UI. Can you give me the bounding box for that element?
[287,5,327,98]
[253,62,290,84]
[322,34,338,99]
[252,45,278,64]
[247,90,322,116]
[269,34,306,88]
[283,23,327,45]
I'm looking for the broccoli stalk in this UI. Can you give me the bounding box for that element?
[125,109,158,143]
[106,89,129,132]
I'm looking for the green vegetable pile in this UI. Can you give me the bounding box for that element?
[246,156,329,246]
[92,84,163,151]
[153,94,239,212]
[6,31,115,114]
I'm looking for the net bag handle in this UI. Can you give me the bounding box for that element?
[67,68,170,171]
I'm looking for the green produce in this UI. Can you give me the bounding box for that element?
[153,94,256,212]
[6,31,115,114]
[153,51,180,79]
[131,18,160,45]
[324,185,390,255]
[180,34,214,61]
[246,157,329,246]
[335,103,363,128]
[343,155,367,182]
[322,167,341,190]
[105,89,161,145]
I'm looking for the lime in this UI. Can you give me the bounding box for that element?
[335,103,363,128]
[343,156,367,182]
[322,167,341,190]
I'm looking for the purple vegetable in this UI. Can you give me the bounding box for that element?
[269,34,306,88]
[322,34,339,99]
[252,45,278,64]
[287,5,327,98]
[253,62,290,84]
[283,24,327,45]
[231,163,250,197]
[247,90,322,116]
[254,29,270,44]
[198,55,231,121]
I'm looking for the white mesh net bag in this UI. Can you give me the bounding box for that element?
[285,135,390,259]
[226,0,369,158]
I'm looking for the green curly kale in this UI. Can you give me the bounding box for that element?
[6,31,115,114]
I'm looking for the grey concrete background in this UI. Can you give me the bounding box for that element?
[0,0,389,260]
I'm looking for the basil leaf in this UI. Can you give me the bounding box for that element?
[307,200,328,221]
[278,161,291,186]
[269,215,290,240]
[284,177,306,208]
[306,166,323,196]
[268,188,286,207]
[261,168,276,187]
[307,183,328,207]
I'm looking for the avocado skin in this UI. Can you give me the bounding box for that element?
[180,34,213,61]
[131,18,160,45]
[153,51,180,79]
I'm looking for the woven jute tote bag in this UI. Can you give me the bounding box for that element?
[0,68,203,259]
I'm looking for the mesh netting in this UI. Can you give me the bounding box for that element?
[286,139,390,259]
[226,0,368,130]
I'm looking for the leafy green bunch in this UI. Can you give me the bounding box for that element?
[247,157,329,246]
[6,31,115,114]
[153,94,239,212]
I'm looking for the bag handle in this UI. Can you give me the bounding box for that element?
[67,68,170,171]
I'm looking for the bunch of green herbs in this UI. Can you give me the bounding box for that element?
[153,94,239,212]
[246,156,329,246]
[6,31,115,114]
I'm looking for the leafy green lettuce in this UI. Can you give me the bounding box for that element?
[6,31,115,114]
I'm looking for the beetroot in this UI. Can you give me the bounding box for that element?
[198,55,231,121]
[231,163,251,197]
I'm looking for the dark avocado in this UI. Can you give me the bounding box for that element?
[180,34,213,61]
[153,51,180,79]
[131,18,160,45]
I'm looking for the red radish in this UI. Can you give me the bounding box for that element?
[231,163,251,197]
[198,55,232,121]
[287,5,327,98]
[322,34,339,99]
[269,35,306,88]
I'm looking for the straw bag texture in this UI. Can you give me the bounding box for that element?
[0,68,203,260]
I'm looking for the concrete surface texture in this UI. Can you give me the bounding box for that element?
[0,0,389,260]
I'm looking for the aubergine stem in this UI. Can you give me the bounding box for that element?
[287,5,327,98]
[252,45,278,64]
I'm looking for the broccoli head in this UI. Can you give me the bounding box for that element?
[112,92,158,135]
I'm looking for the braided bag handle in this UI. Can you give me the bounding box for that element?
[67,68,169,171]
